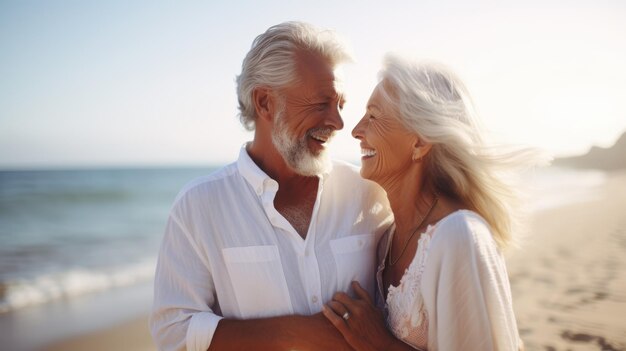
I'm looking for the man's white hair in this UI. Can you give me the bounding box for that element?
[236,21,352,131]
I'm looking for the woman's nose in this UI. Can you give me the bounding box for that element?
[352,116,365,139]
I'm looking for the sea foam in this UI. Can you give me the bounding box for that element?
[0,258,156,313]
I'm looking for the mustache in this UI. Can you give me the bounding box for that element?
[307,127,335,139]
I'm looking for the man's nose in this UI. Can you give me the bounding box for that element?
[325,105,344,130]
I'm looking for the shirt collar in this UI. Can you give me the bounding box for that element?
[237,144,273,196]
[236,143,331,196]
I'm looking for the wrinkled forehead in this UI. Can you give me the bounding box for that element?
[379,78,399,100]
[366,80,402,119]
[295,50,345,91]
[367,82,386,108]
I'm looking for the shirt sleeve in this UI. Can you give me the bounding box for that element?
[149,209,223,351]
[421,213,520,351]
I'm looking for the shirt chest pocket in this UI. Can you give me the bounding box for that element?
[330,234,377,296]
[222,245,293,319]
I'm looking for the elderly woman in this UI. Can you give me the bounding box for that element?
[322,55,527,350]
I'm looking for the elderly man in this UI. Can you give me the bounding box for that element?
[150,21,392,351]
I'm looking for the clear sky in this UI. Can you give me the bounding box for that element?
[1,0,625,168]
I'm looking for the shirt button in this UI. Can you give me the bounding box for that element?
[312,296,318,303]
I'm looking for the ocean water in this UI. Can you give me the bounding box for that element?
[0,165,608,314]
[0,167,216,314]
[524,166,607,212]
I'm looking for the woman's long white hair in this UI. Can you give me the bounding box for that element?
[379,54,546,249]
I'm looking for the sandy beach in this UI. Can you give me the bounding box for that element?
[43,316,154,351]
[508,170,626,351]
[34,171,626,351]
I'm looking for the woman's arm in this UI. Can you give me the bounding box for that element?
[421,212,521,351]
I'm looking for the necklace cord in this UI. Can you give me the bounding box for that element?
[388,195,439,266]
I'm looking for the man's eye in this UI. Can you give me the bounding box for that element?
[315,103,328,111]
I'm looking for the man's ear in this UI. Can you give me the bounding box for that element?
[411,137,433,162]
[252,87,275,122]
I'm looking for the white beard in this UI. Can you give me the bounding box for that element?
[271,107,333,176]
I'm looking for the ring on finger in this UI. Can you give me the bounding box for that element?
[342,311,350,320]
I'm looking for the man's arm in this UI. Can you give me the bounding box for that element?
[151,211,352,351]
[150,212,223,351]
[209,313,352,351]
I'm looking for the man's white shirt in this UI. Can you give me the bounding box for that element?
[150,146,393,351]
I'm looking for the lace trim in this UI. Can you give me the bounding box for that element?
[386,224,435,341]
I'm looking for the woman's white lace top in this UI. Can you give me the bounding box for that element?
[375,210,521,351]
[385,223,435,350]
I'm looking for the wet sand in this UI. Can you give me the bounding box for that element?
[42,316,154,351]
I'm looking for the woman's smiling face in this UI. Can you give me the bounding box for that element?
[351,82,418,184]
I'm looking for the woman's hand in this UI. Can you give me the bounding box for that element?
[322,281,397,351]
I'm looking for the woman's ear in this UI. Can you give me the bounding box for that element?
[411,137,433,162]
[252,87,275,122]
